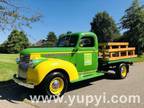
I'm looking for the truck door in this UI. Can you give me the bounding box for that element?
[76,36,98,74]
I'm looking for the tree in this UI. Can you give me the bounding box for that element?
[0,0,41,31]
[67,31,72,34]
[1,29,30,53]
[121,0,144,55]
[91,11,120,42]
[46,32,57,47]
[35,39,47,47]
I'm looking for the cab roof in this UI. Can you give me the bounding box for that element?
[63,32,96,37]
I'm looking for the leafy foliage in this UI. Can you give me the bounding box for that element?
[66,31,72,34]
[0,29,30,53]
[91,11,120,42]
[35,39,47,47]
[0,0,41,31]
[120,0,144,55]
[35,32,57,47]
[46,32,57,47]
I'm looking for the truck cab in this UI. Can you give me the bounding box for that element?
[13,32,133,96]
[57,32,99,73]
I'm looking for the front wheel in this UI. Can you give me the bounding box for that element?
[39,72,68,96]
[115,63,129,79]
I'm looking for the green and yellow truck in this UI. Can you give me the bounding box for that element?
[13,32,136,96]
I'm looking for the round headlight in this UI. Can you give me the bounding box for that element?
[29,60,34,68]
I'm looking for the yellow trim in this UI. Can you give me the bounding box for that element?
[78,50,98,53]
[49,77,64,95]
[27,58,79,85]
[30,54,41,60]
[99,42,129,46]
[27,50,98,85]
[121,66,127,77]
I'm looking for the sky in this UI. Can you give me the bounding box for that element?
[0,0,144,43]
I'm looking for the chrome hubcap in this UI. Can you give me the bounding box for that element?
[52,80,60,89]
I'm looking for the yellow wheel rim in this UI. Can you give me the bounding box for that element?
[49,77,64,95]
[121,66,127,77]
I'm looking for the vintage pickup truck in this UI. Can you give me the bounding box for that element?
[13,32,137,96]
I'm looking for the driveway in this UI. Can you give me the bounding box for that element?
[0,62,144,108]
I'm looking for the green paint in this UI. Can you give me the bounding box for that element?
[20,32,98,70]
[21,47,74,55]
[107,58,136,64]
[19,32,137,84]
[19,32,100,82]
[18,32,136,84]
[71,71,104,83]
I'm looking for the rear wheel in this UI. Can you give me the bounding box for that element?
[115,63,129,79]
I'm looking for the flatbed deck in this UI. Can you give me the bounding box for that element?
[99,42,137,62]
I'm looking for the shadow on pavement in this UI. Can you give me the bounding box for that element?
[67,73,118,92]
[0,80,34,103]
[0,73,117,102]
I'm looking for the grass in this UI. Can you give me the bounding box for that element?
[0,54,144,82]
[0,54,18,81]
[131,55,144,62]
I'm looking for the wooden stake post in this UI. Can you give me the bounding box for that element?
[99,42,137,61]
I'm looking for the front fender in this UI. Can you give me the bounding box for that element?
[27,58,79,85]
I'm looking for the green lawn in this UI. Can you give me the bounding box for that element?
[0,54,18,81]
[131,55,144,62]
[0,54,144,81]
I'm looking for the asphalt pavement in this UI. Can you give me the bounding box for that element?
[0,62,144,108]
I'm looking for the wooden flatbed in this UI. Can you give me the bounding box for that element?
[99,42,137,61]
[98,42,137,71]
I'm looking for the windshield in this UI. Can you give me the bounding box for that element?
[57,35,78,47]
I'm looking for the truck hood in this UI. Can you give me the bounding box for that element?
[20,47,74,55]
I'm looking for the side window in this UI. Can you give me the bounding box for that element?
[80,37,95,47]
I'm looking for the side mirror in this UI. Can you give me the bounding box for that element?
[79,41,84,47]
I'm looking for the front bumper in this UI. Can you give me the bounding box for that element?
[13,74,34,89]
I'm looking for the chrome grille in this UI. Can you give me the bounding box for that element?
[18,62,29,79]
[18,54,30,79]
[20,54,30,63]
